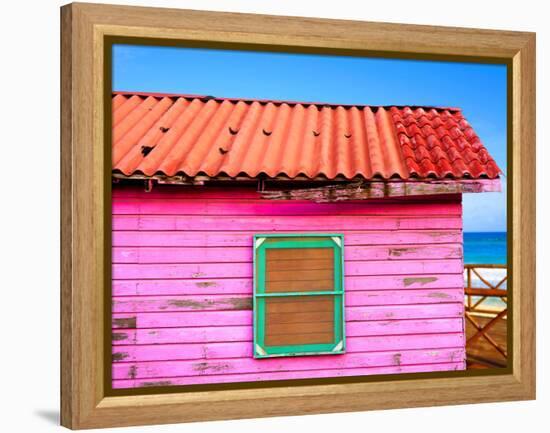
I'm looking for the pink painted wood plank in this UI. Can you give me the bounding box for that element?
[113,333,464,362]
[113,259,463,280]
[112,289,462,313]
[113,341,251,362]
[345,303,463,321]
[112,274,464,296]
[112,215,461,231]
[112,244,462,264]
[113,187,263,199]
[112,361,465,388]
[111,303,463,329]
[112,230,462,247]
[112,325,251,345]
[112,200,461,217]
[112,278,254,296]
[345,244,462,261]
[346,289,463,306]
[112,347,465,379]
[112,318,464,345]
[112,295,251,313]
[112,311,251,328]
[346,318,465,337]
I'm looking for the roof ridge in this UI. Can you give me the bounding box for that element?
[112,90,463,113]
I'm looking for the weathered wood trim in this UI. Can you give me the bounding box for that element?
[261,179,501,202]
[112,172,503,192]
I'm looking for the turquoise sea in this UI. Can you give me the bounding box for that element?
[463,232,507,265]
[463,233,507,305]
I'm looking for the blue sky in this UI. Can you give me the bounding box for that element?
[113,45,507,232]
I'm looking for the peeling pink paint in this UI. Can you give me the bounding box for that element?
[112,185,466,388]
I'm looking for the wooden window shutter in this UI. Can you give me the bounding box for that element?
[254,234,345,358]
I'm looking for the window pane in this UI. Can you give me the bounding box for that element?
[264,295,335,346]
[265,247,334,293]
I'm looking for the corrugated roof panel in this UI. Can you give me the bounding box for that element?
[112,92,502,180]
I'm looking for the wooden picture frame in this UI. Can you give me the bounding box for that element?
[60,2,536,429]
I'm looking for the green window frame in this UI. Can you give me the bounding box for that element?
[253,233,345,358]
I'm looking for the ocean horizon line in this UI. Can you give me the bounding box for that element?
[464,231,507,234]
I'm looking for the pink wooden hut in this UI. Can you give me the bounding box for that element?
[111,92,501,389]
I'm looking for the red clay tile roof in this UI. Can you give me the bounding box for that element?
[112,92,501,180]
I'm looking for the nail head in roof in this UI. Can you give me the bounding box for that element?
[312,130,320,137]
[219,147,229,155]
[262,129,272,136]
[159,126,170,133]
[228,127,239,135]
[344,133,352,138]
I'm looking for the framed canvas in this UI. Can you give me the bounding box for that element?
[60,2,536,429]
